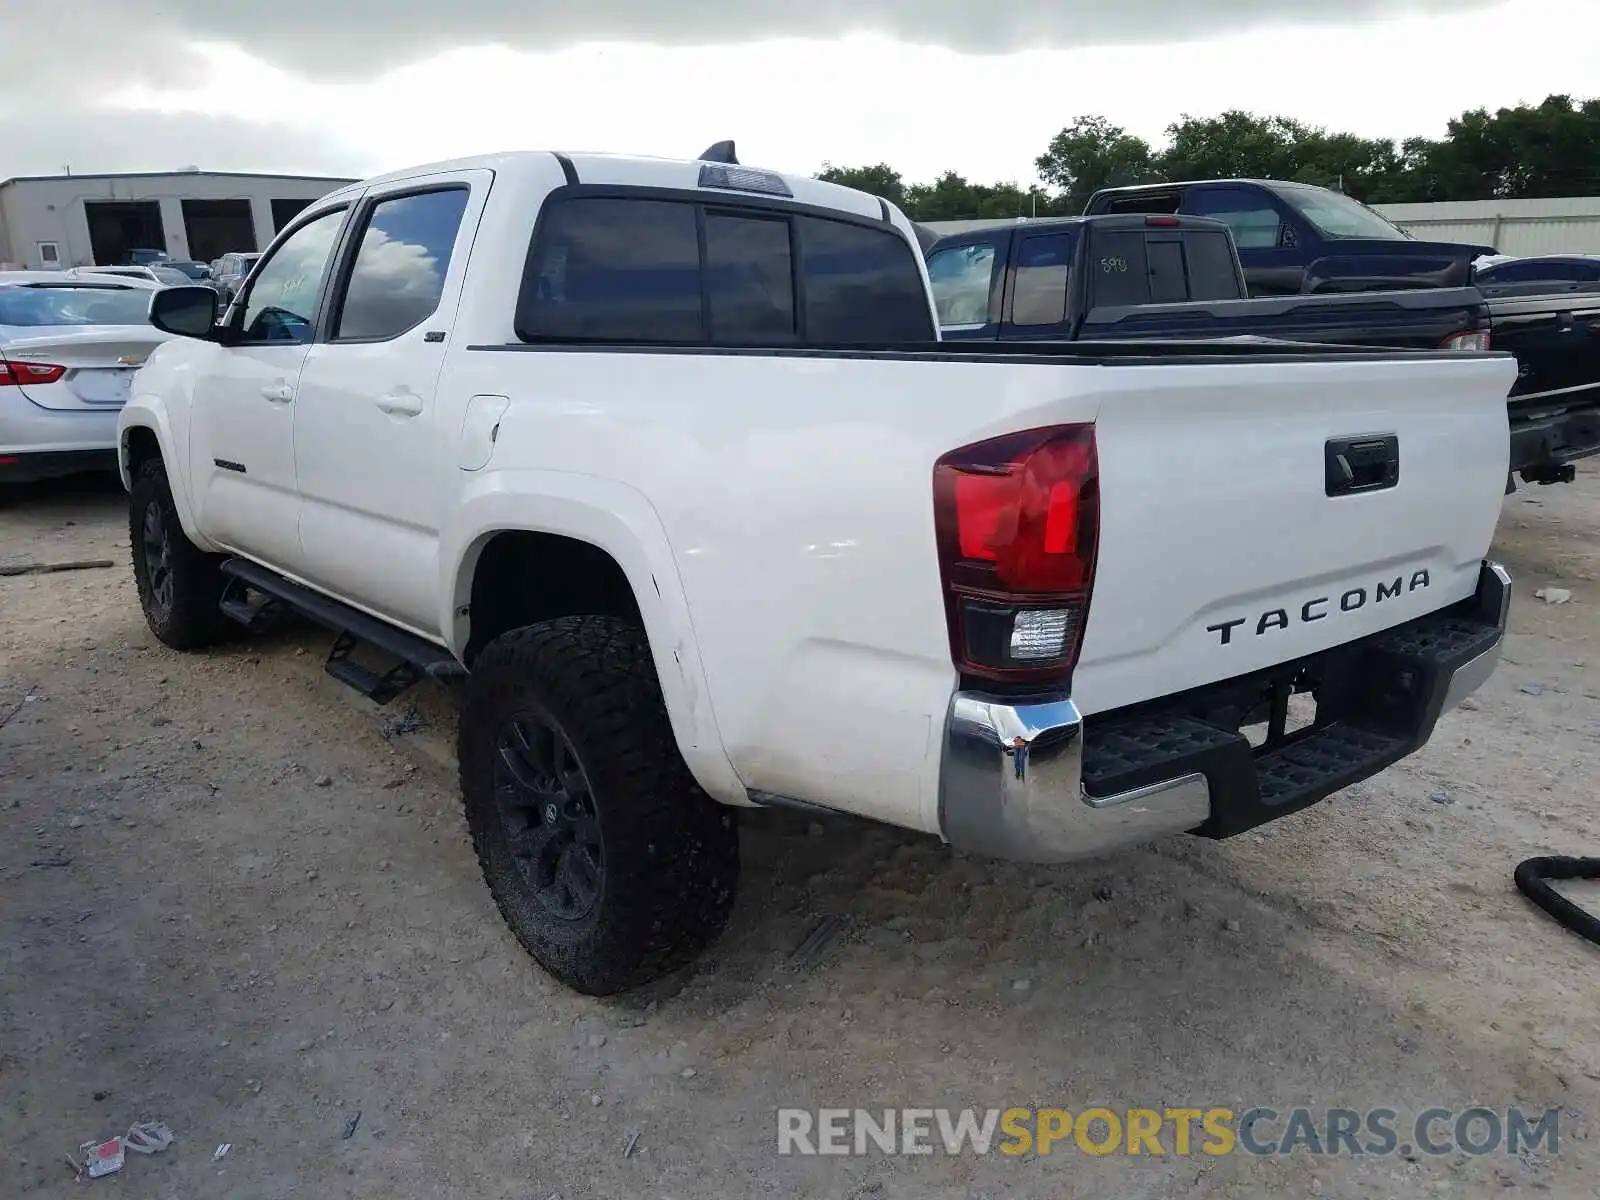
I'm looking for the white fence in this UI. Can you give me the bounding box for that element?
[1375,197,1600,256]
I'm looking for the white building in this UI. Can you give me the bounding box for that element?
[0,169,358,270]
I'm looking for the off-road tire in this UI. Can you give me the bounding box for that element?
[461,616,739,995]
[129,458,232,650]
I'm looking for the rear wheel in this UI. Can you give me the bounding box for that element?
[460,616,739,995]
[129,458,231,650]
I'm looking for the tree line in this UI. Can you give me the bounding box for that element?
[817,95,1600,222]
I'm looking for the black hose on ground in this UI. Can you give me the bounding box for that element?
[1514,857,1600,945]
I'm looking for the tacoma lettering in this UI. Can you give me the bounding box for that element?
[1208,571,1432,645]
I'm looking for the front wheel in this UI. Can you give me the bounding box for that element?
[128,458,231,650]
[460,616,739,995]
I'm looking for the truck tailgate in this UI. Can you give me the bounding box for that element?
[1074,352,1514,715]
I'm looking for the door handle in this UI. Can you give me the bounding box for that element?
[376,392,424,417]
[1326,435,1400,497]
[260,383,294,403]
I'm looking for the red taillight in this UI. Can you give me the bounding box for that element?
[1440,329,1491,352]
[933,424,1100,683]
[0,360,67,386]
[1145,215,1181,227]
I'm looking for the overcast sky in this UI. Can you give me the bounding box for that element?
[3,0,1594,184]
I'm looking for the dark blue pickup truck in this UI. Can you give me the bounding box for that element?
[1083,178,1496,297]
[925,213,1490,351]
[925,211,1600,485]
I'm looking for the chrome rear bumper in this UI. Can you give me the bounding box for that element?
[938,560,1510,863]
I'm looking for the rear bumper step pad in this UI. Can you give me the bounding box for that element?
[1080,563,1508,839]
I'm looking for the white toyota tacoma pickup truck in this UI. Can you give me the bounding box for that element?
[118,145,1515,995]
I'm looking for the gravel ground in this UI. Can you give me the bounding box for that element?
[2,471,1598,1199]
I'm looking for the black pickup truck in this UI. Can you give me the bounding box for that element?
[1478,278,1600,483]
[925,214,1600,484]
[925,214,1490,351]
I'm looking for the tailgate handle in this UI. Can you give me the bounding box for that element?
[1326,435,1399,497]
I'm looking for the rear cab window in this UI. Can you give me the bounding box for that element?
[0,285,153,328]
[1086,226,1244,309]
[517,192,933,346]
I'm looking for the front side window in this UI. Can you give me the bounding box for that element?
[335,188,469,340]
[239,208,346,343]
[926,241,997,328]
[1181,188,1286,250]
[1011,233,1076,326]
[519,198,702,342]
[797,215,933,342]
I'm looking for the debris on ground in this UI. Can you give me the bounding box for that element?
[791,914,849,968]
[1521,683,1546,696]
[29,854,71,869]
[213,1143,231,1161]
[622,1126,643,1158]
[0,689,37,732]
[379,708,428,740]
[1536,587,1574,605]
[0,558,115,577]
[76,1121,174,1181]
[341,1111,362,1140]
[1429,788,1456,805]
[123,1121,175,1155]
[77,1136,124,1180]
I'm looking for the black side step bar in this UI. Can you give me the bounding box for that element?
[218,558,466,704]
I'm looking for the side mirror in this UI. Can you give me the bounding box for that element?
[149,285,219,339]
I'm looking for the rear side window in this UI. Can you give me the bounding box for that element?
[1181,187,1283,250]
[796,215,933,342]
[705,211,796,342]
[518,195,934,345]
[520,198,702,342]
[335,187,469,341]
[1010,232,1076,327]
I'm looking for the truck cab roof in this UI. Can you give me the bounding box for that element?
[322,149,888,225]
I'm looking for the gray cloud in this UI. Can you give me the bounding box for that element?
[14,0,1505,86]
[0,1,1507,183]
[0,108,364,180]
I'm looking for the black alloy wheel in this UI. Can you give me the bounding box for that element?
[493,712,604,921]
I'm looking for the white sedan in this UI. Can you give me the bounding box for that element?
[0,272,173,486]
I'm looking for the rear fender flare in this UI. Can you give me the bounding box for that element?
[442,469,746,806]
